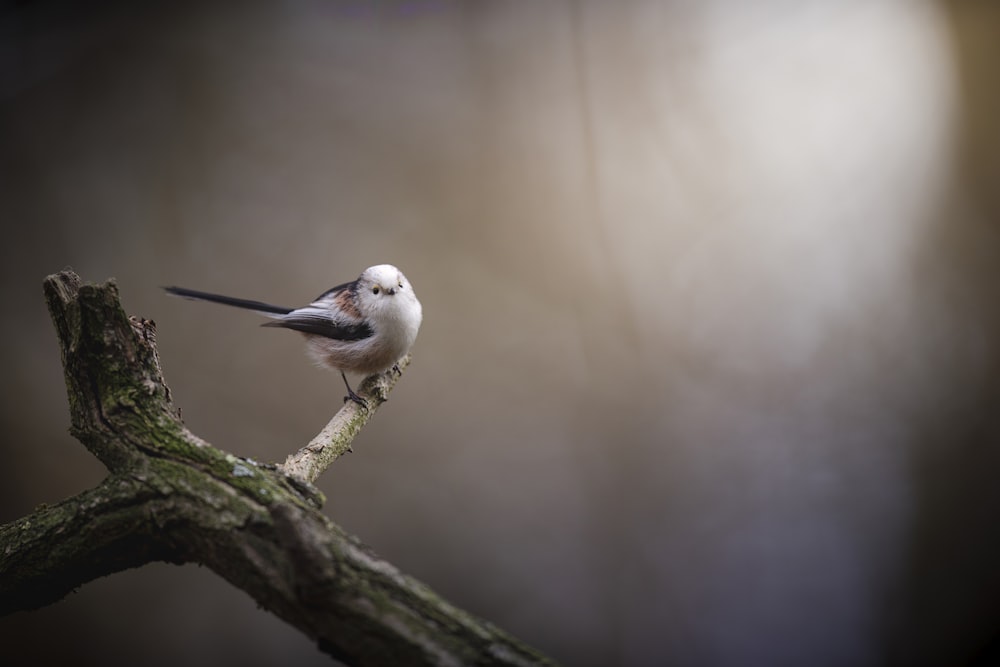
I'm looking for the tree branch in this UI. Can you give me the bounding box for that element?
[280,355,412,484]
[0,270,554,667]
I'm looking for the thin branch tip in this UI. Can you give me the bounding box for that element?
[279,355,413,484]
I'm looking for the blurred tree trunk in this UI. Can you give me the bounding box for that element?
[0,270,553,667]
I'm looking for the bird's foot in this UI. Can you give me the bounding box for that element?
[343,388,368,407]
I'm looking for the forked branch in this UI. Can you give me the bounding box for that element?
[0,270,553,667]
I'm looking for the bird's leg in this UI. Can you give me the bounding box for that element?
[340,371,367,407]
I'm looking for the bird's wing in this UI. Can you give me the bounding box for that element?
[313,281,356,303]
[262,306,373,341]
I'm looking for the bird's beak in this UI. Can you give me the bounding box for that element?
[385,286,397,296]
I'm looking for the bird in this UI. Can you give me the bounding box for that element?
[163,264,422,406]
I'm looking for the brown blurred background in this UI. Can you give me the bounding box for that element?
[2,1,999,665]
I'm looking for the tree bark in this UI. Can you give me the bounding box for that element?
[0,270,554,667]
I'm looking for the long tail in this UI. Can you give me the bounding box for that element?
[162,286,293,316]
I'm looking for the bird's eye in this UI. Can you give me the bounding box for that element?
[372,286,380,295]
[397,280,404,289]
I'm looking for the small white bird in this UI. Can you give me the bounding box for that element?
[164,264,422,405]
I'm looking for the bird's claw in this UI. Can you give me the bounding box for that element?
[343,390,368,407]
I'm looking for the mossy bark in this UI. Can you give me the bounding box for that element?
[0,270,554,667]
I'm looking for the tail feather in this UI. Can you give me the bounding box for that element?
[163,286,293,315]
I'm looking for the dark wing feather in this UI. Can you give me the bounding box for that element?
[262,308,373,341]
[313,280,356,303]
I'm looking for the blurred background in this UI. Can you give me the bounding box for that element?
[2,1,999,665]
